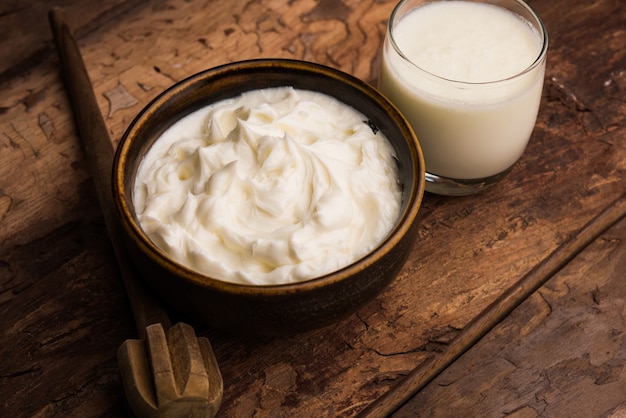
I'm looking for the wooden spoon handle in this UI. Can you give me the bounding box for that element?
[49,7,171,338]
[358,192,626,417]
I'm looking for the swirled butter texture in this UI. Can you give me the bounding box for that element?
[134,87,402,285]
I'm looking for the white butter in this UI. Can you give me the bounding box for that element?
[133,87,402,285]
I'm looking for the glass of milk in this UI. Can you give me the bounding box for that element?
[380,0,548,196]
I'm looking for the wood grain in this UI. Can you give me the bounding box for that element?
[47,4,171,342]
[360,193,626,417]
[394,215,626,416]
[49,9,223,416]
[1,0,625,417]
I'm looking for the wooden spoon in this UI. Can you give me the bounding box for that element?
[49,8,223,417]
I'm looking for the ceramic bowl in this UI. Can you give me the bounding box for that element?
[112,59,425,336]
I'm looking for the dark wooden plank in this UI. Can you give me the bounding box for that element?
[360,193,626,417]
[0,0,624,417]
[394,215,626,417]
[0,0,146,84]
[0,219,133,416]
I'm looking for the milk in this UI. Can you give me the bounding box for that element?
[380,0,546,181]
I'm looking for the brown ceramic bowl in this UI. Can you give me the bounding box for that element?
[112,59,425,336]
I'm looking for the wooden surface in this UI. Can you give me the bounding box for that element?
[48,10,224,417]
[1,0,625,417]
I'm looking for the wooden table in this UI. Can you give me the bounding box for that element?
[1,0,625,416]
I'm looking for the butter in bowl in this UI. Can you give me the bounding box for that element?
[113,59,425,335]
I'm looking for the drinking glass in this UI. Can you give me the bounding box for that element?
[379,0,548,196]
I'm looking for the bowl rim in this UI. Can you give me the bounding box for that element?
[113,58,425,296]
